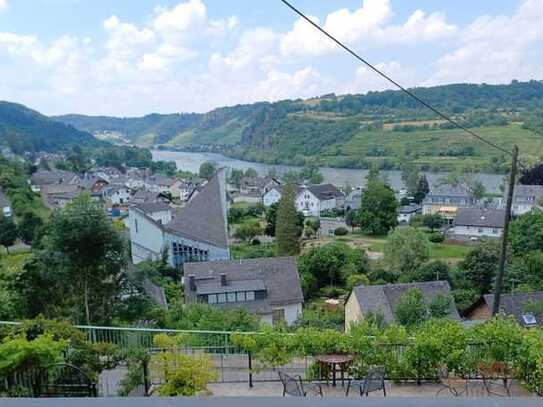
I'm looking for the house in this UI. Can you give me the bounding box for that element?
[78,175,110,193]
[145,175,176,194]
[296,184,345,217]
[422,185,474,224]
[40,184,80,209]
[262,186,283,207]
[239,176,279,195]
[170,179,203,201]
[465,292,543,328]
[230,191,262,205]
[345,189,363,211]
[452,208,505,239]
[184,257,303,326]
[510,184,543,216]
[0,188,12,218]
[129,170,230,267]
[30,170,79,192]
[103,184,132,205]
[345,281,460,331]
[131,190,165,205]
[397,204,421,223]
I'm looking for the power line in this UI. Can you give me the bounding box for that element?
[280,0,527,168]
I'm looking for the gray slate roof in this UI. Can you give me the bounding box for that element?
[428,184,471,197]
[166,170,228,248]
[398,204,421,214]
[351,281,460,323]
[184,257,303,313]
[31,170,77,185]
[454,208,505,228]
[136,201,172,214]
[513,184,543,203]
[483,292,543,327]
[307,184,344,200]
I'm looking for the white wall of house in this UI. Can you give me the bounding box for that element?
[260,302,302,326]
[398,212,415,223]
[163,232,230,268]
[232,195,261,204]
[512,203,538,216]
[453,225,503,238]
[296,189,321,217]
[129,210,165,264]
[344,293,362,333]
[263,188,281,207]
[107,188,131,205]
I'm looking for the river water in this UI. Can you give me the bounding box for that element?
[152,150,506,193]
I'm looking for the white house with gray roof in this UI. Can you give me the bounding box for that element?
[128,170,230,267]
[510,184,543,216]
[184,257,303,326]
[422,184,475,223]
[0,188,12,218]
[452,207,505,239]
[345,281,459,331]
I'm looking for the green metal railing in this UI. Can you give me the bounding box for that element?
[0,321,250,352]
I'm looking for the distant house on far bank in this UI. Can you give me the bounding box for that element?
[397,204,421,223]
[184,257,303,326]
[452,208,505,239]
[465,292,543,328]
[510,184,543,216]
[345,281,460,331]
[422,185,474,224]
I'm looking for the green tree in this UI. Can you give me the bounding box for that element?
[394,288,428,326]
[264,202,303,237]
[233,220,262,243]
[415,260,450,282]
[469,180,486,201]
[298,242,368,297]
[275,184,301,255]
[25,195,126,324]
[228,168,244,188]
[413,175,430,204]
[401,160,420,194]
[509,211,543,255]
[428,294,453,318]
[384,227,430,278]
[0,216,18,253]
[244,168,258,178]
[357,181,398,235]
[459,239,500,294]
[422,213,444,232]
[198,161,216,179]
[17,211,44,245]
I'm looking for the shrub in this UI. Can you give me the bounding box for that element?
[334,227,349,236]
[428,232,445,243]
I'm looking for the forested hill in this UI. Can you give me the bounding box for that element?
[53,80,543,172]
[0,101,103,154]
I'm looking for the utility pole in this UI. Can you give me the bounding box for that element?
[492,145,519,316]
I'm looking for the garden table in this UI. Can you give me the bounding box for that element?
[315,354,354,387]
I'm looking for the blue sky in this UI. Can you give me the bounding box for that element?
[0,0,541,116]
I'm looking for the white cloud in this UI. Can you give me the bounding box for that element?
[280,0,455,57]
[346,61,412,94]
[427,0,543,85]
[0,0,7,11]
[251,67,323,101]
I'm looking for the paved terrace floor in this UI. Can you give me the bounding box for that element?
[208,380,535,398]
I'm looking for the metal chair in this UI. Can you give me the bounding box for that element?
[346,365,386,397]
[277,371,323,397]
[435,366,468,397]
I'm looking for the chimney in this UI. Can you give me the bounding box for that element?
[220,273,227,287]
[188,274,196,291]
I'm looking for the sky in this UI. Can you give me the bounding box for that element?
[0,0,542,116]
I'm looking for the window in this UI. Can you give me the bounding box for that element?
[246,291,255,301]
[478,228,484,233]
[217,293,226,303]
[208,294,217,304]
[227,293,236,303]
[134,219,139,233]
[236,292,246,302]
[272,309,285,325]
[522,313,537,326]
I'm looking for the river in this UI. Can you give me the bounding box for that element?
[152,150,506,194]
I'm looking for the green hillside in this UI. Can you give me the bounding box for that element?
[53,80,543,172]
[0,101,103,154]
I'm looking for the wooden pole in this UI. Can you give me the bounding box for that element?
[492,145,518,315]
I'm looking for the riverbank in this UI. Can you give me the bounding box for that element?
[152,150,506,193]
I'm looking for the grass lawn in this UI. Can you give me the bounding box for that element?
[0,251,30,274]
[429,243,471,260]
[230,242,276,259]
